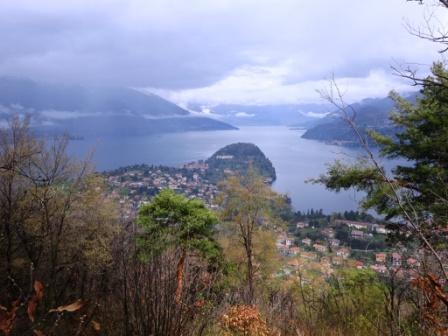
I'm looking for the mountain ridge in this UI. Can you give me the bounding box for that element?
[0,77,236,136]
[301,93,418,146]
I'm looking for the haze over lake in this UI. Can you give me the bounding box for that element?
[68,126,364,213]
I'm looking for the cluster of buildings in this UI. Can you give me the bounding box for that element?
[370,252,420,274]
[334,219,389,235]
[106,165,219,221]
[276,218,422,283]
[276,232,355,279]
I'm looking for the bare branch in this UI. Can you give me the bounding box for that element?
[320,79,448,281]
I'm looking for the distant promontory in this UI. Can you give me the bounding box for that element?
[205,143,276,183]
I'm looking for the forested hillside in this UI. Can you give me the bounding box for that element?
[301,94,417,146]
[205,142,276,183]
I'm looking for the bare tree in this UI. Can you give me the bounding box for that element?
[0,115,120,335]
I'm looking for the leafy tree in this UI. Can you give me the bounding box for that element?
[316,62,448,333]
[137,189,221,303]
[322,269,386,336]
[0,115,120,335]
[217,167,285,304]
[316,63,448,246]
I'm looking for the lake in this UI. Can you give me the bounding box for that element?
[67,126,366,213]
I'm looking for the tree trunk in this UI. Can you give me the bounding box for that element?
[175,250,186,304]
[245,240,254,305]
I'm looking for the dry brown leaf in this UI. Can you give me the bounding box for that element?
[91,320,101,332]
[27,300,38,322]
[34,281,44,300]
[28,280,45,322]
[49,299,83,313]
[0,299,20,336]
[33,329,45,336]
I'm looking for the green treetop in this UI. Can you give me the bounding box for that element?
[317,63,448,228]
[137,189,221,303]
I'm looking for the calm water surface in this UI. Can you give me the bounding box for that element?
[67,126,366,213]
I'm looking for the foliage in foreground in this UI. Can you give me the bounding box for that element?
[314,62,448,335]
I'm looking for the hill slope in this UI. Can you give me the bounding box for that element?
[301,94,417,146]
[0,77,236,136]
[205,143,276,183]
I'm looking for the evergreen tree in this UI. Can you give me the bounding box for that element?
[138,189,221,303]
[316,62,448,241]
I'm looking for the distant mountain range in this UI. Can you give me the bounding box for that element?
[301,93,418,146]
[0,77,236,137]
[188,102,330,127]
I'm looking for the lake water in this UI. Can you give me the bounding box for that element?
[67,126,367,213]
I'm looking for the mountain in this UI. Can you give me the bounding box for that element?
[205,143,276,183]
[301,94,418,146]
[188,102,330,127]
[0,77,236,136]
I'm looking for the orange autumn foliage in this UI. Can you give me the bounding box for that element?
[220,305,272,336]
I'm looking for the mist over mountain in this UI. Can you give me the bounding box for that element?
[187,102,330,127]
[0,77,236,136]
[301,93,418,145]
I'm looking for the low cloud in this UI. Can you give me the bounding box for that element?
[158,66,416,105]
[235,112,255,118]
[0,0,446,104]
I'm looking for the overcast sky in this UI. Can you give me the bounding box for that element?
[1,0,447,105]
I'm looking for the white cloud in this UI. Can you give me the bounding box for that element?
[235,112,255,118]
[154,65,416,105]
[1,0,447,103]
[40,110,91,120]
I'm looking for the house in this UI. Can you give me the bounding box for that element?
[336,247,350,259]
[329,238,340,247]
[276,233,293,247]
[332,256,344,266]
[321,228,335,238]
[376,253,387,263]
[289,246,301,256]
[335,220,371,231]
[278,246,290,257]
[371,264,387,274]
[407,258,420,268]
[313,243,328,253]
[296,222,309,229]
[301,238,312,246]
[355,260,364,269]
[392,253,402,267]
[216,155,234,160]
[351,230,364,239]
[300,252,317,260]
[372,224,388,234]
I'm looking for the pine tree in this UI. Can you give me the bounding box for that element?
[138,189,221,303]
